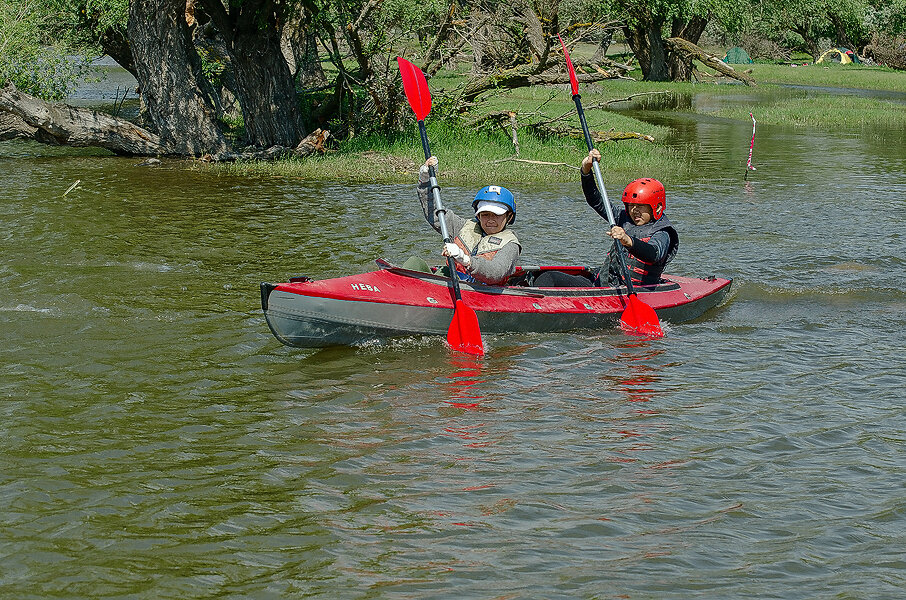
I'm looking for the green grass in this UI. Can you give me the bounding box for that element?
[217,121,687,185]
[698,61,906,128]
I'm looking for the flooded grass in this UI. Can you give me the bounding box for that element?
[713,94,906,129]
[748,62,906,91]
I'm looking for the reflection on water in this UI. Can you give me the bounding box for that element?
[442,354,487,410]
[2,86,905,598]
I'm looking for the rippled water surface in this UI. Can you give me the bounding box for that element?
[1,88,905,598]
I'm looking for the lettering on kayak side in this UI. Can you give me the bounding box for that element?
[350,283,381,293]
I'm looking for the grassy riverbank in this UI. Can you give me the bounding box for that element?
[219,116,684,185]
[216,61,906,184]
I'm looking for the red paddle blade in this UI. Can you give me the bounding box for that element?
[620,294,664,338]
[557,34,579,96]
[447,299,484,356]
[397,57,432,121]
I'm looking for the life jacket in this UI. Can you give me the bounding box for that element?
[452,220,520,282]
[608,212,679,285]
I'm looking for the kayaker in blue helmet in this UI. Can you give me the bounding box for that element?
[534,148,678,288]
[417,156,521,285]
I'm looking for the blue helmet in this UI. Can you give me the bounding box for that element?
[472,185,516,224]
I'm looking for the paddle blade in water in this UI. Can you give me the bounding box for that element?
[447,300,484,356]
[397,57,431,122]
[557,34,579,96]
[620,294,664,338]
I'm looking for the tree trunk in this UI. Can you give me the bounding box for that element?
[127,0,228,155]
[667,16,709,81]
[192,22,243,122]
[623,18,669,81]
[794,26,820,61]
[591,29,614,62]
[98,28,135,76]
[827,11,855,50]
[231,28,305,146]
[289,26,326,89]
[198,0,305,148]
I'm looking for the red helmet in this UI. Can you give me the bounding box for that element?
[622,178,666,220]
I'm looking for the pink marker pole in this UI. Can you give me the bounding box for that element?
[745,112,757,181]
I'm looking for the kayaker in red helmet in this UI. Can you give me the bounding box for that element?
[535,148,678,287]
[417,156,521,285]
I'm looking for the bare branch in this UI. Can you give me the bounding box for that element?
[345,0,381,81]
[423,1,457,75]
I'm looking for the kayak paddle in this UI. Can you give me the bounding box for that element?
[557,36,664,338]
[397,56,485,356]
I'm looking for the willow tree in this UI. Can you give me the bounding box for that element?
[2,0,631,156]
[1,0,312,155]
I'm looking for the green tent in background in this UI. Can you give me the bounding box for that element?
[723,47,754,64]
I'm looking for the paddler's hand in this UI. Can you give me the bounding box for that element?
[419,156,439,183]
[581,149,601,175]
[443,242,471,267]
[607,226,633,248]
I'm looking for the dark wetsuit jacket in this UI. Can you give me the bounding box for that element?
[582,172,679,285]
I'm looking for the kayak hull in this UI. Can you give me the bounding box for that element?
[261,260,732,348]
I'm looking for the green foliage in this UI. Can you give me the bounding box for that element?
[749,0,873,55]
[379,0,448,39]
[6,49,92,100]
[866,0,906,35]
[71,0,128,40]
[559,0,615,24]
[0,0,94,99]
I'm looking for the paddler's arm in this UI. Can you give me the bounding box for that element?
[609,227,672,263]
[417,158,467,235]
[466,242,521,285]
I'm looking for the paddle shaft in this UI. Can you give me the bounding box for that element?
[572,94,638,297]
[417,120,465,300]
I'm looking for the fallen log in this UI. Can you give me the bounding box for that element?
[0,83,164,154]
[537,124,655,143]
[1,82,332,161]
[663,37,756,86]
[461,61,631,104]
[0,111,59,145]
[468,111,655,145]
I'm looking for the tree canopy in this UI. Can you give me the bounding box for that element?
[1,0,905,157]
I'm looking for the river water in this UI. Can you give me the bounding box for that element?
[1,81,905,598]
